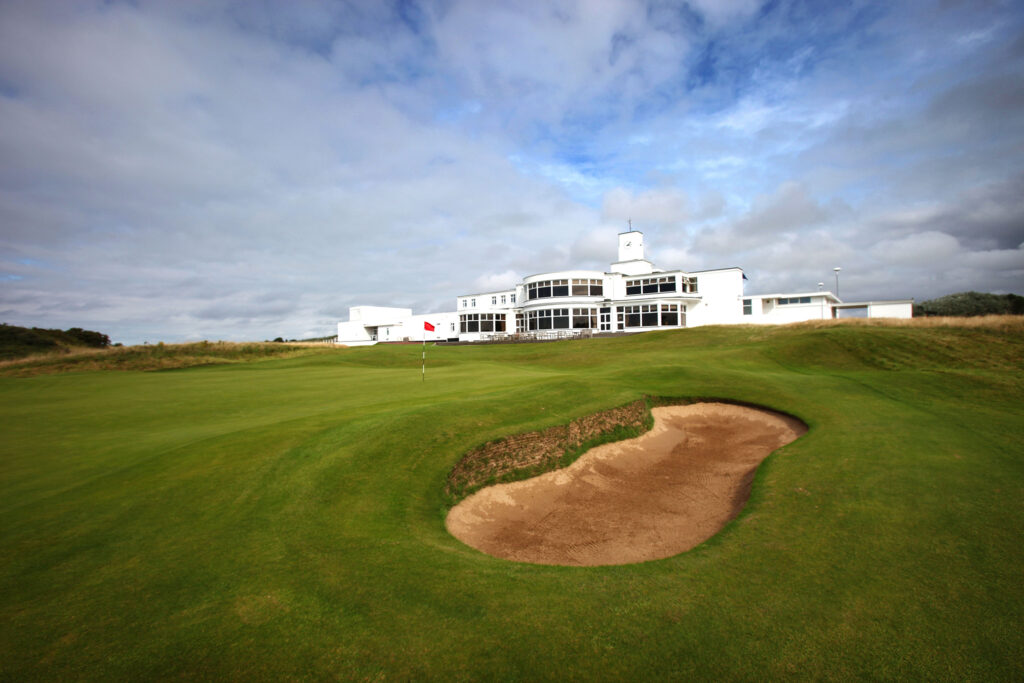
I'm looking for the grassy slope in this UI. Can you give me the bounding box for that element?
[1,322,1022,680]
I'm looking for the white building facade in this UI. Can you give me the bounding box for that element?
[337,231,911,346]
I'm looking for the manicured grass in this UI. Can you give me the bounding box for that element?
[1,321,1022,680]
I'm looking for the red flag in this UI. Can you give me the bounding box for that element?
[424,321,435,332]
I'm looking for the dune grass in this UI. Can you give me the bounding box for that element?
[0,341,342,377]
[1,320,1022,680]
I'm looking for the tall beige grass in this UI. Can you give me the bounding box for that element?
[791,315,1024,333]
[0,341,342,376]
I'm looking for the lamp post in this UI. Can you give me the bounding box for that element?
[833,267,841,298]
[819,283,825,319]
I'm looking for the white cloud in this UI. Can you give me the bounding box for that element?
[472,270,520,293]
[601,187,689,226]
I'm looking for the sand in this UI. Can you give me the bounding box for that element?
[445,402,807,566]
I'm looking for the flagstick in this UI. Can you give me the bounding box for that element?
[422,328,426,382]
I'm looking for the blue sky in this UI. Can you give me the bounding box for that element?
[1,0,1022,344]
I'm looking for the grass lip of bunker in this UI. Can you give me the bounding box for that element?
[445,402,807,566]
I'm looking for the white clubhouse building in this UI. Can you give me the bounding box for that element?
[338,231,912,345]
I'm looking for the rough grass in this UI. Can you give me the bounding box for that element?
[1,320,1023,681]
[0,341,343,376]
[792,313,1024,331]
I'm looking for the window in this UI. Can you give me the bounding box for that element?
[621,305,641,327]
[525,279,582,300]
[743,299,752,315]
[661,304,679,326]
[572,307,597,329]
[526,308,570,330]
[460,313,505,333]
[642,305,658,326]
[621,304,677,327]
[572,278,604,296]
[626,276,677,295]
[461,299,467,309]
[471,298,476,308]
[778,296,812,305]
[501,295,506,304]
[450,322,456,332]
[682,276,698,293]
[510,294,516,303]
[491,296,497,305]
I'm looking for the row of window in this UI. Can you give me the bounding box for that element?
[624,275,698,296]
[461,303,686,333]
[464,276,699,308]
[459,313,507,333]
[525,307,600,330]
[526,278,604,300]
[462,294,516,309]
[625,276,676,295]
[778,296,812,305]
[618,304,682,328]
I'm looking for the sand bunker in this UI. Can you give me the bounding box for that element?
[446,402,806,566]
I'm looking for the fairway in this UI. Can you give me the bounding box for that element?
[2,322,1023,680]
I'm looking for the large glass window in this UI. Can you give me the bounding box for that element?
[460,313,506,333]
[620,304,679,327]
[526,308,571,330]
[743,299,752,315]
[571,278,604,296]
[682,276,698,293]
[527,279,600,300]
[572,307,597,329]
[642,305,658,326]
[626,276,677,295]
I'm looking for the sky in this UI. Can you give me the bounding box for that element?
[1,0,1022,344]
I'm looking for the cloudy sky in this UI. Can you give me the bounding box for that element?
[1,0,1022,343]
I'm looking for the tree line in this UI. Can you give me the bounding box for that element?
[913,291,1024,317]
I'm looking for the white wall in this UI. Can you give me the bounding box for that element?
[868,301,913,319]
[686,269,745,327]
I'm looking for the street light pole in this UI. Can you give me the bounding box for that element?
[833,267,841,299]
